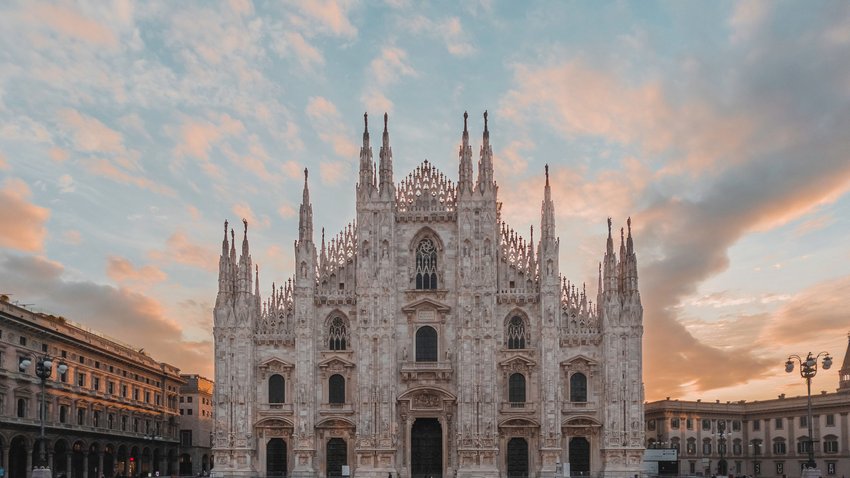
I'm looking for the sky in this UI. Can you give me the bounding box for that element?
[1,0,849,403]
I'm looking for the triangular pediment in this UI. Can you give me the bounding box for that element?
[317,355,356,369]
[499,354,537,369]
[259,357,294,370]
[561,354,597,367]
[401,297,451,313]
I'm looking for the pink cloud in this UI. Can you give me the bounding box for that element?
[32,3,118,47]
[149,232,217,271]
[0,253,213,376]
[173,113,245,160]
[0,152,8,171]
[306,96,358,158]
[82,158,175,196]
[288,0,357,38]
[49,147,69,162]
[0,178,50,252]
[62,230,82,245]
[58,109,126,154]
[233,203,270,229]
[106,256,168,285]
[278,203,296,219]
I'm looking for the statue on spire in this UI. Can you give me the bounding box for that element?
[364,112,368,133]
[383,112,388,133]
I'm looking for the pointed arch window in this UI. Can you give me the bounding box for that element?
[269,374,285,404]
[506,315,528,349]
[328,316,348,351]
[509,373,526,404]
[415,326,438,362]
[329,374,345,404]
[415,238,438,290]
[570,372,587,402]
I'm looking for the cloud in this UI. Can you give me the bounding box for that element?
[0,253,212,376]
[306,96,358,158]
[275,31,325,71]
[760,275,850,346]
[187,205,202,221]
[31,3,119,47]
[0,178,50,252]
[62,230,82,245]
[370,47,416,85]
[286,0,357,38]
[278,203,296,219]
[106,256,168,286]
[728,1,770,44]
[0,152,8,170]
[233,203,271,229]
[49,147,68,162]
[150,232,218,271]
[173,113,245,161]
[58,108,126,154]
[57,174,75,193]
[404,16,476,57]
[319,160,350,185]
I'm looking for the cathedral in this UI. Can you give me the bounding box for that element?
[211,112,645,478]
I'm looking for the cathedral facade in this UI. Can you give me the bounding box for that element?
[211,113,645,478]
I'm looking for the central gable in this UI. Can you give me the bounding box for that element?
[396,160,457,214]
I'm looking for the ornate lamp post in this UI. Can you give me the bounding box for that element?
[785,351,832,471]
[19,355,69,477]
[716,421,729,476]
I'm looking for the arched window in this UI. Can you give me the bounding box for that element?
[329,374,345,404]
[506,316,528,349]
[17,398,27,418]
[328,316,347,351]
[415,326,438,362]
[415,238,438,290]
[508,373,526,404]
[570,372,587,402]
[686,438,696,455]
[702,439,711,455]
[269,374,285,404]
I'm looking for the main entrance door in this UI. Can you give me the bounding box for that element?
[267,438,287,477]
[569,437,590,476]
[326,438,347,478]
[411,418,442,478]
[507,437,529,478]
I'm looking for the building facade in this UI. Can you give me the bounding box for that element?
[212,113,645,478]
[645,336,850,478]
[0,298,184,478]
[178,375,214,476]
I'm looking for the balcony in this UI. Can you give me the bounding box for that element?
[400,361,453,382]
[500,401,537,414]
[257,402,294,416]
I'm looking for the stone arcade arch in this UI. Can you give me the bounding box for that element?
[8,436,28,478]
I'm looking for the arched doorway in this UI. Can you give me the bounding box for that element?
[103,444,116,478]
[54,440,70,478]
[88,443,100,478]
[116,445,129,477]
[325,438,347,478]
[179,453,193,476]
[72,441,86,478]
[201,454,209,474]
[411,418,442,478]
[507,437,529,478]
[569,437,590,476]
[166,449,177,476]
[129,446,140,477]
[152,449,162,476]
[141,447,152,476]
[8,436,28,478]
[266,439,287,477]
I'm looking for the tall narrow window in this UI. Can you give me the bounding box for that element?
[328,317,347,351]
[415,326,438,362]
[329,374,345,404]
[506,316,527,349]
[509,373,526,403]
[570,372,587,402]
[415,238,438,290]
[269,374,285,404]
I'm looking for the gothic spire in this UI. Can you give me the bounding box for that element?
[216,219,231,305]
[458,111,473,195]
[358,112,374,197]
[604,217,618,294]
[298,168,313,244]
[477,110,495,194]
[541,164,556,243]
[379,112,395,199]
[221,219,229,255]
[237,218,252,295]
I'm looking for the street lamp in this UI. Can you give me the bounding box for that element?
[715,421,730,476]
[785,351,832,471]
[19,355,69,477]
